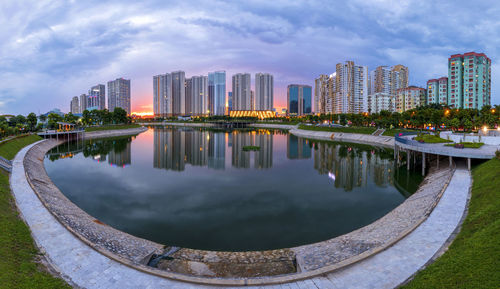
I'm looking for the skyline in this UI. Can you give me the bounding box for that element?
[1,0,499,115]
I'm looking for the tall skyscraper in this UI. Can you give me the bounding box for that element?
[208,71,226,115]
[335,61,368,113]
[70,96,80,114]
[396,86,426,112]
[79,94,87,113]
[153,73,172,117]
[107,78,131,114]
[448,52,491,109]
[186,75,208,115]
[427,77,448,105]
[287,84,312,116]
[255,73,274,111]
[87,84,105,111]
[391,65,409,94]
[373,66,392,95]
[370,64,408,97]
[232,73,252,111]
[314,74,329,114]
[171,71,186,115]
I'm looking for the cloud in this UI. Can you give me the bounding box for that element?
[0,0,498,114]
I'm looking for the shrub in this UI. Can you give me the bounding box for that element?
[496,150,500,160]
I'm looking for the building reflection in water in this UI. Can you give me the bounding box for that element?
[151,128,393,191]
[231,130,273,169]
[313,142,392,191]
[208,131,225,170]
[107,140,132,167]
[287,134,312,159]
[153,128,275,171]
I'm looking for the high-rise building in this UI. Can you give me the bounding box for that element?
[391,65,409,94]
[327,73,336,113]
[427,77,448,105]
[171,71,186,115]
[314,74,329,114]
[396,86,426,112]
[70,96,80,114]
[368,93,395,113]
[373,66,392,95]
[369,64,408,110]
[208,71,226,115]
[232,73,252,111]
[87,84,105,111]
[335,61,368,113]
[153,73,172,117]
[107,78,131,114]
[448,52,491,109]
[255,73,274,111]
[227,92,233,113]
[79,94,87,113]
[186,75,208,115]
[287,84,312,116]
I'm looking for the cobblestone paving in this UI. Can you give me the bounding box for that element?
[11,142,470,288]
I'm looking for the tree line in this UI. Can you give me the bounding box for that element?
[0,107,131,139]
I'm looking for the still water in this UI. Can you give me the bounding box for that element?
[44,127,422,251]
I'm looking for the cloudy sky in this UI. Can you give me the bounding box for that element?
[0,0,499,115]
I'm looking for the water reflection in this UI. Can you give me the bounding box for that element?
[48,136,132,167]
[312,142,393,191]
[46,128,418,196]
[44,127,424,251]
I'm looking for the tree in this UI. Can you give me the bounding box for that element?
[82,110,91,126]
[112,107,128,124]
[38,114,47,123]
[27,112,38,131]
[64,112,78,124]
[449,118,460,131]
[48,113,63,129]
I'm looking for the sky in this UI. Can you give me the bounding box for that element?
[0,0,499,115]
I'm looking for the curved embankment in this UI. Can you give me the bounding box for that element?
[15,124,456,286]
[84,126,148,139]
[290,128,394,148]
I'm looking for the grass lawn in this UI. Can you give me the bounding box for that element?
[85,123,141,132]
[298,124,376,134]
[404,158,500,289]
[0,136,69,288]
[0,134,42,160]
[382,128,419,137]
[414,134,453,143]
[256,121,301,125]
[242,145,260,151]
[444,142,485,149]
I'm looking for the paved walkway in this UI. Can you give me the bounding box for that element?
[11,142,470,289]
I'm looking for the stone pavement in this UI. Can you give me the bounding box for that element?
[11,142,470,289]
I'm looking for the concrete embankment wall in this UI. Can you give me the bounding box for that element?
[85,126,148,139]
[290,128,395,148]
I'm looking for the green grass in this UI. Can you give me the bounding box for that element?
[84,123,141,132]
[298,124,376,134]
[404,158,500,289]
[382,128,419,136]
[414,134,453,143]
[0,135,42,160]
[444,142,485,149]
[242,145,260,151]
[256,121,300,125]
[0,135,69,288]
